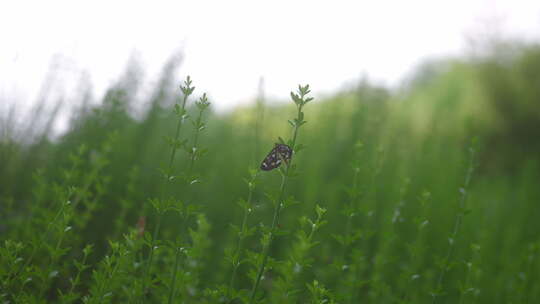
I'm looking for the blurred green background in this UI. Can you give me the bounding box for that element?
[1,42,540,303]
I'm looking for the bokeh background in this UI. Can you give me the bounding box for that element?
[1,1,540,303]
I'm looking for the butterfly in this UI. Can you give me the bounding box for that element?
[260,143,293,171]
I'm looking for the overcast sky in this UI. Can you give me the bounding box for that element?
[1,0,540,118]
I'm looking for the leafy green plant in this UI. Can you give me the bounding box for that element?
[306,280,336,304]
[248,84,313,304]
[400,190,432,303]
[167,92,211,303]
[2,44,540,303]
[139,76,197,300]
[225,169,260,302]
[270,204,327,303]
[432,139,477,303]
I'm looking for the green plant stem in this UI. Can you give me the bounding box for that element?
[351,150,384,302]
[249,171,288,304]
[166,199,191,302]
[168,102,207,304]
[432,146,475,304]
[458,264,472,304]
[141,92,189,299]
[15,197,69,294]
[228,173,258,299]
[187,108,204,173]
[401,193,431,302]
[343,167,361,304]
[249,99,305,304]
[168,94,190,177]
[167,243,184,304]
[38,213,72,298]
[65,252,89,303]
[141,213,163,296]
[97,251,122,303]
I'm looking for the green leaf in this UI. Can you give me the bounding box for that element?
[294,143,306,153]
[315,204,327,218]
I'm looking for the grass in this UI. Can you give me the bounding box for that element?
[1,43,540,303]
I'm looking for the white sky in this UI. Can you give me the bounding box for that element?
[1,0,540,120]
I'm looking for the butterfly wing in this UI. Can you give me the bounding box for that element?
[260,144,293,171]
[276,144,293,164]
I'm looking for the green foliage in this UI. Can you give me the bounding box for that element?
[1,43,540,303]
[248,84,312,304]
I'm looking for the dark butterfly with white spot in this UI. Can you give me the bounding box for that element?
[260,143,293,171]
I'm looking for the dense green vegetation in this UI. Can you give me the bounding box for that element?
[1,43,540,303]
